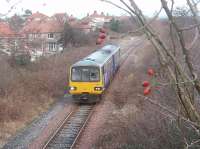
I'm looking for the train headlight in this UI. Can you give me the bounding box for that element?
[94,87,102,91]
[69,86,77,91]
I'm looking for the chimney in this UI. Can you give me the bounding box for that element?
[94,10,97,14]
[101,12,105,16]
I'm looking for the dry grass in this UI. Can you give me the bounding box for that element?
[0,45,97,146]
[93,27,200,148]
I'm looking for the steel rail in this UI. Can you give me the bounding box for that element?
[70,104,96,149]
[42,109,76,149]
[42,105,94,149]
[120,37,145,65]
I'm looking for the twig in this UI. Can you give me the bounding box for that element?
[180,22,200,31]
[0,0,23,17]
[100,0,134,16]
[128,6,163,34]
[188,139,200,147]
[187,28,199,50]
[137,94,200,128]
[157,78,197,86]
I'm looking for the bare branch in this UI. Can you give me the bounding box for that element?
[101,0,200,128]
[181,22,200,31]
[188,139,200,147]
[128,6,163,34]
[0,0,23,17]
[137,94,200,128]
[187,28,199,49]
[100,0,134,16]
[157,78,197,86]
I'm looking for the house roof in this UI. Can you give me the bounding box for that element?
[53,13,68,18]
[27,12,48,21]
[52,13,68,24]
[90,11,105,18]
[73,23,91,30]
[81,11,112,24]
[70,18,92,30]
[116,15,130,21]
[68,15,77,22]
[39,18,64,33]
[22,17,64,34]
[0,22,15,37]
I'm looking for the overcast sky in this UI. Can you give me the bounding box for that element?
[0,0,188,18]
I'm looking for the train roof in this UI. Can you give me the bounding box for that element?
[72,44,120,67]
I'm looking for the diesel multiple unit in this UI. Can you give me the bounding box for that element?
[69,44,120,101]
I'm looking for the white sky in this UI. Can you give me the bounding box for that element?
[0,0,188,18]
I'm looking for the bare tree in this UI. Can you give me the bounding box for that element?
[102,0,200,125]
[101,0,200,147]
[0,0,23,18]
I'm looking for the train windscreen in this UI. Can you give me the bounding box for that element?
[71,67,100,82]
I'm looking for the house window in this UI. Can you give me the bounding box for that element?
[30,33,37,38]
[48,42,56,51]
[48,33,54,39]
[33,34,37,38]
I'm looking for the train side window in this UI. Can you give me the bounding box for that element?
[102,67,104,74]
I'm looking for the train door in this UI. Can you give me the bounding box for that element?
[103,64,109,88]
[112,55,115,73]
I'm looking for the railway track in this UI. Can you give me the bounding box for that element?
[120,37,145,65]
[42,104,94,149]
[42,37,145,149]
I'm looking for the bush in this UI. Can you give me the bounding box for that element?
[9,52,31,66]
[60,22,96,48]
[109,18,120,32]
[14,53,31,65]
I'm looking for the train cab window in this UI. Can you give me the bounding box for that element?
[90,68,99,81]
[71,68,81,81]
[82,68,90,82]
[71,67,100,82]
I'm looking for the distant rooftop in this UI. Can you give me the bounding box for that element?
[0,21,15,37]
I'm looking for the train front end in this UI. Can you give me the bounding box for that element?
[69,66,103,101]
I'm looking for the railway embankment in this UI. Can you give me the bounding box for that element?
[1,36,139,148]
[0,44,101,148]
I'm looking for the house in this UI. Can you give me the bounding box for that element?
[0,21,15,37]
[72,20,92,33]
[26,11,48,22]
[80,11,112,31]
[0,21,17,55]
[67,11,113,33]
[21,12,65,56]
[52,13,68,25]
[68,14,77,23]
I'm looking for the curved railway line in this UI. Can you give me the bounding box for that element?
[42,37,145,149]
